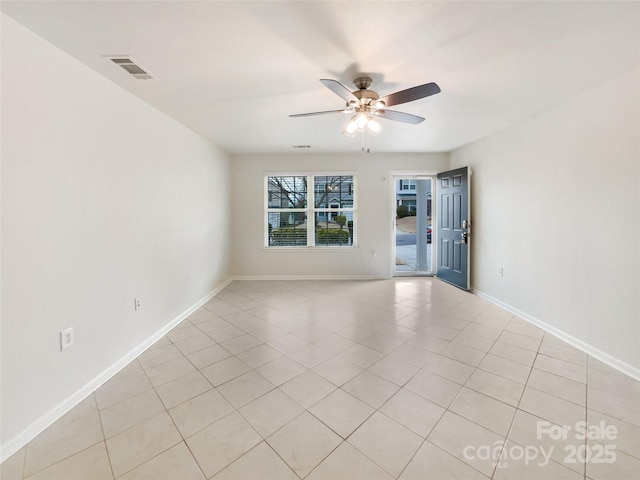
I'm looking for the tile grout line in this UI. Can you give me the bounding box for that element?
[162,290,269,480]
[92,392,117,480]
[20,394,112,480]
[490,338,541,479]
[394,299,499,480]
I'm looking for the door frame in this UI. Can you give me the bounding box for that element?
[389,171,438,278]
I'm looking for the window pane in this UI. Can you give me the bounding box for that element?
[267,176,307,209]
[401,179,416,190]
[314,211,353,246]
[314,176,354,208]
[403,200,417,212]
[268,212,307,246]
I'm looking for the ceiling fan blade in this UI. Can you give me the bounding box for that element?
[373,109,425,124]
[320,79,359,103]
[289,109,348,118]
[378,82,441,107]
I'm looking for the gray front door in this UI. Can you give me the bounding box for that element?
[436,167,470,290]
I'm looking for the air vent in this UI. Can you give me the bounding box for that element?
[106,56,153,80]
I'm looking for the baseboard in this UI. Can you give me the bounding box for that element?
[231,274,385,281]
[473,289,640,382]
[0,277,233,464]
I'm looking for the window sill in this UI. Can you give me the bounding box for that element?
[263,246,359,252]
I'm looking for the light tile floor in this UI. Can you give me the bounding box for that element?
[2,278,639,479]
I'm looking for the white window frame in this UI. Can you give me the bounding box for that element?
[265,173,357,248]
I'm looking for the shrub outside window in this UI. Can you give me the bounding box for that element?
[266,175,355,247]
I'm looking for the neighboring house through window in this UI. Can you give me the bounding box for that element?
[396,179,432,215]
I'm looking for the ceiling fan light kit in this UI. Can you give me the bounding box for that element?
[343,111,383,137]
[290,76,441,148]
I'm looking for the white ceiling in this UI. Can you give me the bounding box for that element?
[2,1,638,154]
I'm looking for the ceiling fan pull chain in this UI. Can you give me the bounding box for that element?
[360,130,371,153]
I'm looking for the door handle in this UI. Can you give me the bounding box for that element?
[461,232,468,244]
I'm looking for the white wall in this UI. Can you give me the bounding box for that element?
[450,68,640,373]
[230,153,449,278]
[1,14,232,458]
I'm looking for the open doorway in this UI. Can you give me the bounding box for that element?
[393,176,434,276]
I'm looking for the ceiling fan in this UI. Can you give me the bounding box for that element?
[289,77,441,137]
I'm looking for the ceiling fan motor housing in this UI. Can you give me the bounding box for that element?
[352,77,379,106]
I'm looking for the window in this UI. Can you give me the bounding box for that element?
[401,199,417,212]
[401,179,416,190]
[266,175,355,247]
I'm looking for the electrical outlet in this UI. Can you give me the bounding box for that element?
[60,327,74,351]
[134,298,141,311]
[498,267,504,277]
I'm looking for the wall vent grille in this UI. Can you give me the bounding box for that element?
[106,56,153,80]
